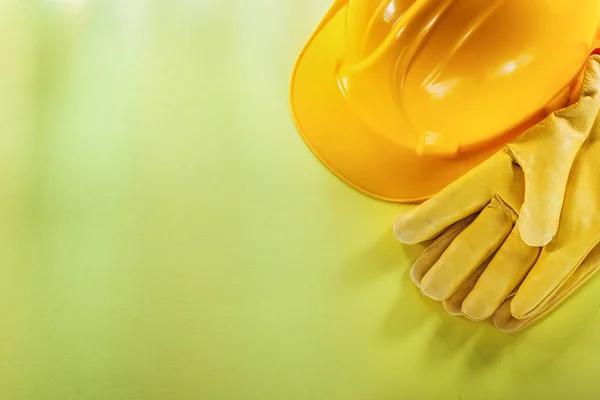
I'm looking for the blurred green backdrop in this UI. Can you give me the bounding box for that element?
[2,1,600,399]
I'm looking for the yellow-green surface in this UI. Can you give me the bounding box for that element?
[3,1,600,399]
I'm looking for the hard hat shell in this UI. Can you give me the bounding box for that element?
[290,0,600,202]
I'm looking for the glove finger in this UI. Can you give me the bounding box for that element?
[491,295,523,334]
[494,243,600,334]
[511,55,600,247]
[410,214,477,287]
[461,225,540,321]
[394,153,512,245]
[442,258,490,316]
[420,197,515,301]
[510,240,599,319]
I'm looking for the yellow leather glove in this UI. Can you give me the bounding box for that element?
[425,232,600,334]
[492,243,600,333]
[394,54,600,322]
[480,68,600,324]
[421,219,600,333]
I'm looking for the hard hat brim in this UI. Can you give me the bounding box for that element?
[290,3,509,203]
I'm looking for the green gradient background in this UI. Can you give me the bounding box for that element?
[3,1,600,399]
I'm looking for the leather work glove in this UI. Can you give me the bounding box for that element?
[424,231,600,334]
[427,219,600,333]
[393,53,600,324]
[492,85,600,323]
[492,243,600,333]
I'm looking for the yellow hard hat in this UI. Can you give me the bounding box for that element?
[290,0,600,202]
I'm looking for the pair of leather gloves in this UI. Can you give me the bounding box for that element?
[394,53,600,334]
